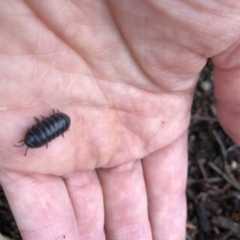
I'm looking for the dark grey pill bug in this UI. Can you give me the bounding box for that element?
[13,109,71,156]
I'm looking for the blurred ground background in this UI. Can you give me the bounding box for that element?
[188,61,240,240]
[0,61,240,240]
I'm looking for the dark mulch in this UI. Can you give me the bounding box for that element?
[0,187,21,240]
[188,61,240,240]
[0,61,240,240]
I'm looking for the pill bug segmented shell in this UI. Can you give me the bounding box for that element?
[13,109,71,156]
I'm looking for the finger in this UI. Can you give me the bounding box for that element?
[142,132,188,240]
[98,161,152,240]
[0,170,80,240]
[214,66,240,144]
[64,170,106,239]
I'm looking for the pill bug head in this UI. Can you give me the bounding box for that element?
[24,131,39,148]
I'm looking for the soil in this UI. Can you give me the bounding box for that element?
[188,61,240,240]
[0,61,240,240]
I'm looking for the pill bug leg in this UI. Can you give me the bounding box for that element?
[24,147,29,156]
[53,109,59,114]
[34,116,40,123]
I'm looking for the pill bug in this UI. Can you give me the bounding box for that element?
[13,109,71,156]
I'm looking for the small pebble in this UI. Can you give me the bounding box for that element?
[231,161,238,170]
[210,104,217,116]
[200,80,212,92]
[189,134,196,142]
[196,90,203,97]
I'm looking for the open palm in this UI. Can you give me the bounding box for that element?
[0,1,240,239]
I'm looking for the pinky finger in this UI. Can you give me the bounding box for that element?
[0,170,80,240]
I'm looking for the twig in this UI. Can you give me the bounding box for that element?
[226,144,238,153]
[208,162,240,191]
[187,178,223,193]
[212,130,227,160]
[186,232,193,240]
[191,115,218,122]
[195,202,210,233]
[212,130,240,190]
[212,216,240,233]
[204,182,224,193]
[188,177,222,185]
[197,158,208,180]
[212,130,240,189]
[186,222,197,230]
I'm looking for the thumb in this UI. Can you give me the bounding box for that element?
[214,62,240,145]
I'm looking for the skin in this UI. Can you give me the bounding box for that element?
[0,0,240,239]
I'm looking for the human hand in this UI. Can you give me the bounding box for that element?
[0,1,240,239]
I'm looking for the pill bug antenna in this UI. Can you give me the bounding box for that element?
[13,140,25,147]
